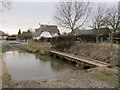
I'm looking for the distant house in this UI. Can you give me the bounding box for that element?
[75,28,111,42]
[77,28,110,36]
[33,25,60,41]
[0,31,9,40]
[7,34,17,40]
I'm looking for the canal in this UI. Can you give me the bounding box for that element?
[3,50,77,81]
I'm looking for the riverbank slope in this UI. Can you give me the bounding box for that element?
[0,59,11,88]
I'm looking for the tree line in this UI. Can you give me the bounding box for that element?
[55,1,119,34]
[17,29,33,40]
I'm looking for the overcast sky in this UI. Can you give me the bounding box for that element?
[1,0,119,36]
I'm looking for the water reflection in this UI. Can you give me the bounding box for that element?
[35,53,75,72]
[3,50,76,81]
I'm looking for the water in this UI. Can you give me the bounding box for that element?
[3,50,76,81]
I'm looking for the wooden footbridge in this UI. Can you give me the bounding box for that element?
[49,50,110,68]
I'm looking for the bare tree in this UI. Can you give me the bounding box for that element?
[90,4,109,43]
[0,0,12,10]
[54,1,91,34]
[106,5,119,48]
[90,4,109,29]
[106,5,119,32]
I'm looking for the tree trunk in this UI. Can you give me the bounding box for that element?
[96,35,99,43]
[110,32,113,48]
[95,29,99,43]
[110,30,114,56]
[71,28,75,35]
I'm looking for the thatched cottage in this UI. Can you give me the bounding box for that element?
[33,25,60,40]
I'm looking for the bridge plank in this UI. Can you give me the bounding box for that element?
[50,50,110,67]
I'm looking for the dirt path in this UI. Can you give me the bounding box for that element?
[10,68,114,88]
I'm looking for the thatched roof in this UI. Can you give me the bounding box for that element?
[34,25,60,37]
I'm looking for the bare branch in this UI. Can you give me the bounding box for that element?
[106,5,119,32]
[54,1,91,34]
[90,4,109,29]
[0,0,12,10]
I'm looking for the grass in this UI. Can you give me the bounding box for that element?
[2,45,12,53]
[89,67,118,88]
[2,73,11,88]
[0,46,11,88]
[67,42,118,67]
[15,42,52,54]
[0,60,11,88]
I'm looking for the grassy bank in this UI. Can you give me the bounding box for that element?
[2,45,13,53]
[0,59,11,88]
[65,42,119,87]
[51,41,119,87]
[66,42,118,67]
[0,46,11,88]
[16,41,118,67]
[86,67,118,88]
[15,42,52,55]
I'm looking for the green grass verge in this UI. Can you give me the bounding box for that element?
[0,60,11,88]
[2,73,11,88]
[90,68,118,88]
[15,42,51,54]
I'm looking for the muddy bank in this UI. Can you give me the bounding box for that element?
[10,67,116,88]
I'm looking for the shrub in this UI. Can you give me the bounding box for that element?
[51,35,75,51]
